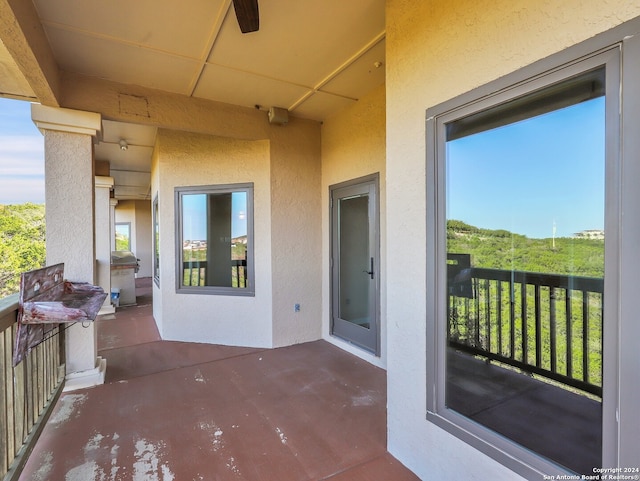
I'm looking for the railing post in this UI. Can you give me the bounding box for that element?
[0,296,66,480]
[1,326,8,475]
[583,291,589,384]
[474,279,480,347]
[497,281,503,355]
[484,279,491,351]
[520,282,527,364]
[509,278,516,359]
[549,287,557,374]
[566,288,573,378]
[535,285,542,368]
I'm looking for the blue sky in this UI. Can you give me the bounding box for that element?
[447,97,605,239]
[0,98,45,204]
[183,192,248,240]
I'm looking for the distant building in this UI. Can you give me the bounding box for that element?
[574,229,605,240]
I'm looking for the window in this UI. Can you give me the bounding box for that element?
[426,48,620,478]
[153,196,159,286]
[175,183,253,296]
[115,222,131,251]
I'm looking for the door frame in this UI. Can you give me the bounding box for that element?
[329,173,381,356]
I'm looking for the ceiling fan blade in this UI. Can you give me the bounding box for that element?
[232,0,259,33]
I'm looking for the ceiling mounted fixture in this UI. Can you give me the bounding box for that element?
[232,0,259,33]
[119,139,128,151]
[268,107,288,125]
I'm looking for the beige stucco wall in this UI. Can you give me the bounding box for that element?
[153,123,322,348]
[150,144,163,333]
[133,200,152,278]
[320,83,386,367]
[154,129,273,346]
[385,1,640,479]
[269,122,323,348]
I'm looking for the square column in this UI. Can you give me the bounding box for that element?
[110,198,119,252]
[96,176,115,314]
[31,104,106,390]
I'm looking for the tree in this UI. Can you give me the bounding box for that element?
[0,204,46,297]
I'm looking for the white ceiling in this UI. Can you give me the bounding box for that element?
[1,0,386,200]
[95,120,156,200]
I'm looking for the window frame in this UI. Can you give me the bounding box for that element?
[153,195,160,287]
[174,183,255,297]
[426,47,621,478]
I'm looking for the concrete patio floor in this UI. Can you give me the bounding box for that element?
[17,278,419,481]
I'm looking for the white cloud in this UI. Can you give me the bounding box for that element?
[0,134,44,203]
[0,176,45,204]
[0,134,42,153]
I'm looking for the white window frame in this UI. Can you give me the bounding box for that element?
[425,20,640,477]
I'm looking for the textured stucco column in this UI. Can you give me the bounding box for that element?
[31,104,105,390]
[96,176,115,314]
[109,198,118,252]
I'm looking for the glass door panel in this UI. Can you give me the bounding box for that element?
[339,194,371,328]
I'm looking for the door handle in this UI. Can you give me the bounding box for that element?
[363,257,374,279]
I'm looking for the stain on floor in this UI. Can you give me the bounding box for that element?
[18,281,419,481]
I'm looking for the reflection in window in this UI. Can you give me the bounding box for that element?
[445,72,604,474]
[115,222,131,251]
[176,184,253,295]
[339,194,370,328]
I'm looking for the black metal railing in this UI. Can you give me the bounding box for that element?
[183,260,247,288]
[448,266,603,397]
[0,295,65,480]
